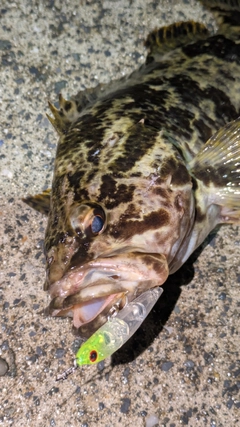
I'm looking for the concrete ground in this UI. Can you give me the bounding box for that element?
[0,0,239,426]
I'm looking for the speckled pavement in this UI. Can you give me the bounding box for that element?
[0,1,239,426]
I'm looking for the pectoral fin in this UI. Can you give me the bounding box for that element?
[22,189,51,215]
[189,118,240,224]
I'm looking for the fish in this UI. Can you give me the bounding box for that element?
[24,0,240,337]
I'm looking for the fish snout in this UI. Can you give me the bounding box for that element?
[46,252,169,335]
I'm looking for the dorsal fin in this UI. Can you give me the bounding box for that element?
[145,21,209,63]
[200,0,240,31]
[200,0,240,16]
[22,189,51,215]
[47,93,79,134]
[72,85,106,112]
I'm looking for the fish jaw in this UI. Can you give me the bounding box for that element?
[47,252,168,333]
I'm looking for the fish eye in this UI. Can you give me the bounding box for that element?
[89,350,98,362]
[88,204,106,236]
[70,202,106,237]
[91,215,104,234]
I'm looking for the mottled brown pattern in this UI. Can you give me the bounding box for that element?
[109,209,170,240]
[27,1,240,333]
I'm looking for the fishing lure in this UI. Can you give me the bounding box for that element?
[56,286,163,380]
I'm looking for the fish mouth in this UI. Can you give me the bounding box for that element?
[46,252,168,336]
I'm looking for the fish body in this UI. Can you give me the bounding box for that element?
[25,0,240,336]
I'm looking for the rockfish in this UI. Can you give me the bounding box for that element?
[24,0,240,337]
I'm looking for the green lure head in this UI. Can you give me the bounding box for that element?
[56,288,163,381]
[75,318,129,366]
[75,331,109,365]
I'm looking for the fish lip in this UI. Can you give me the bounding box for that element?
[46,251,168,332]
[48,278,158,316]
[74,293,127,338]
[62,279,142,307]
[49,292,126,333]
[48,251,168,299]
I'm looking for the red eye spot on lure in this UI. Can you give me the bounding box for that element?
[56,287,164,381]
[89,350,98,362]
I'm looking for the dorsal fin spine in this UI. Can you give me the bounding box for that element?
[145,21,209,62]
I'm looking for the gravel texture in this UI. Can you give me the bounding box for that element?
[0,1,239,426]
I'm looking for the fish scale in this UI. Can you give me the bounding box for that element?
[24,0,240,337]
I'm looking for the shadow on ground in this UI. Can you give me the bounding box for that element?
[111,229,219,366]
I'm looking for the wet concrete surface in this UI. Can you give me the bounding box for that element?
[0,1,239,426]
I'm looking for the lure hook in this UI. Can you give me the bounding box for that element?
[56,360,78,381]
[56,287,164,381]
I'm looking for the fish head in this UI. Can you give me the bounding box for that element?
[44,119,194,336]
